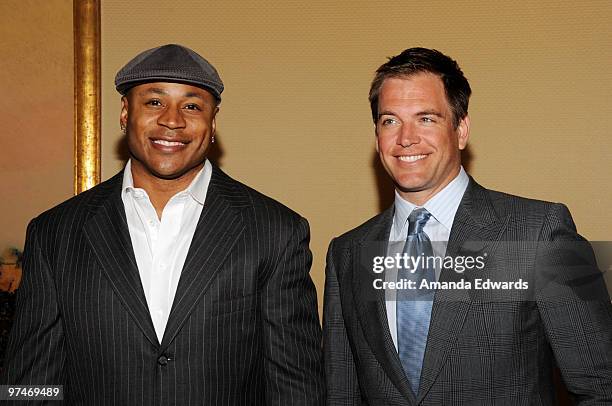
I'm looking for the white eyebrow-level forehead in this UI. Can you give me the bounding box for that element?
[378,110,397,118]
[415,109,446,118]
[378,108,446,120]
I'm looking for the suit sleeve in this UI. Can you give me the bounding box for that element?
[323,239,364,406]
[535,203,612,404]
[261,216,325,405]
[1,219,66,403]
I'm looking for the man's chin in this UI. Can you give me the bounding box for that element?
[151,171,185,180]
[394,177,429,194]
[137,162,182,180]
[150,165,202,181]
[131,156,206,182]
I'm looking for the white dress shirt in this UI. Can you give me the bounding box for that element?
[121,159,212,342]
[385,166,469,349]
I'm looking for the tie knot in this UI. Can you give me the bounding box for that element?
[407,208,431,236]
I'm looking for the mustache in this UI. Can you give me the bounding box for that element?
[138,129,189,142]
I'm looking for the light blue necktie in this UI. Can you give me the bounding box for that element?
[396,208,435,395]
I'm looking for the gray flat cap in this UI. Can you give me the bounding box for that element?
[115,44,224,100]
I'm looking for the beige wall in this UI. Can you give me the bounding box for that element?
[101,0,612,311]
[0,0,73,250]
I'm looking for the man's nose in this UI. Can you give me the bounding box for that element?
[157,106,186,129]
[397,123,419,147]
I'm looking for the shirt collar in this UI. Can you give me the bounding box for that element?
[393,166,469,231]
[121,159,211,205]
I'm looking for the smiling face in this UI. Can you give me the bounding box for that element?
[120,82,218,187]
[375,73,470,205]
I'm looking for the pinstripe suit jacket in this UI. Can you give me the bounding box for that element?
[323,178,612,405]
[2,166,325,405]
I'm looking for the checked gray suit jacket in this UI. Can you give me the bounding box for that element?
[323,178,612,405]
[2,165,325,405]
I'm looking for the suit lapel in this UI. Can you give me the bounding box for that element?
[161,166,247,348]
[417,179,509,402]
[352,207,417,404]
[83,173,159,346]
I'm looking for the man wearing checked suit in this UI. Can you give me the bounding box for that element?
[323,48,612,405]
[2,44,324,405]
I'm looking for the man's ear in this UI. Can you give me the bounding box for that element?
[211,106,219,136]
[457,114,470,150]
[119,96,129,131]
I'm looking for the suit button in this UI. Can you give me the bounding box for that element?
[157,355,169,366]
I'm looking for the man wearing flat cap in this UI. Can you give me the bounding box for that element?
[3,44,325,405]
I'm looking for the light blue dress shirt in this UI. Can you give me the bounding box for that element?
[385,166,469,349]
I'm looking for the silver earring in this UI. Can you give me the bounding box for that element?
[211,135,215,143]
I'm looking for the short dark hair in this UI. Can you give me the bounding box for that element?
[368,48,471,128]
